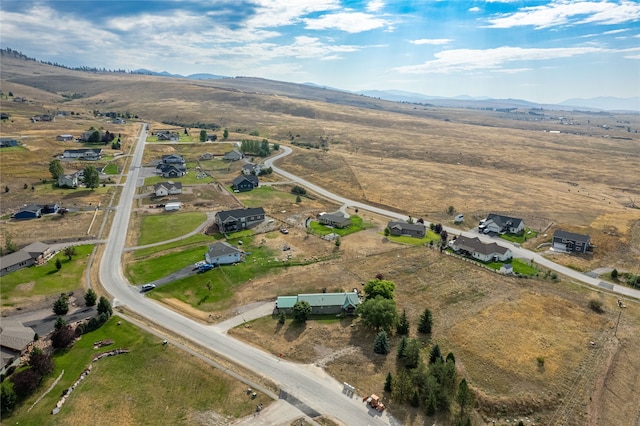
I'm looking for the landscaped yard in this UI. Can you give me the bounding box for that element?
[386,229,441,246]
[143,173,214,185]
[5,317,268,425]
[102,163,118,174]
[131,234,216,258]
[234,185,298,207]
[308,215,373,237]
[499,228,538,244]
[1,245,94,306]
[126,245,208,284]
[137,211,208,246]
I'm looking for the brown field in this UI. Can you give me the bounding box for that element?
[2,55,640,425]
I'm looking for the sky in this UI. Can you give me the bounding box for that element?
[1,0,639,104]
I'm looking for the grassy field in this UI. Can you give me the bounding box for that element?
[308,215,373,237]
[130,234,215,258]
[384,229,442,246]
[0,245,93,309]
[125,245,207,284]
[136,211,207,245]
[500,229,539,244]
[143,173,214,186]
[6,317,269,425]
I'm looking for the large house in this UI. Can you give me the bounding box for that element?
[58,173,78,188]
[450,235,512,262]
[157,132,179,141]
[479,213,525,235]
[205,242,243,265]
[215,207,265,233]
[276,291,361,316]
[0,137,19,148]
[160,154,185,165]
[156,164,187,178]
[223,149,243,161]
[0,241,53,276]
[154,181,182,197]
[319,212,351,228]
[12,204,59,220]
[62,148,103,161]
[232,175,258,192]
[1,320,36,375]
[552,230,591,254]
[387,221,426,238]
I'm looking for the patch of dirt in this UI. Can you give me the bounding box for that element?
[189,410,232,426]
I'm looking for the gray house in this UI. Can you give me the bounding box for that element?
[450,235,512,262]
[319,212,351,228]
[479,213,525,235]
[205,242,243,265]
[232,175,258,192]
[387,221,426,238]
[215,207,265,233]
[1,320,36,375]
[552,230,591,254]
[223,149,243,161]
[62,148,103,160]
[0,242,53,276]
[276,291,360,316]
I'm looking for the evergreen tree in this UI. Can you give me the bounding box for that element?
[278,311,286,324]
[384,372,393,392]
[54,316,66,330]
[418,308,433,334]
[373,330,390,355]
[53,294,69,316]
[223,128,229,139]
[199,129,207,142]
[1,382,17,417]
[456,378,473,416]
[97,296,113,317]
[411,389,421,407]
[429,344,441,364]
[55,258,62,271]
[397,335,408,359]
[404,339,422,369]
[396,308,410,335]
[84,288,97,306]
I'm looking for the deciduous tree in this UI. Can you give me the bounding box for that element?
[83,165,99,189]
[356,296,397,331]
[292,300,311,323]
[363,278,395,300]
[49,159,64,180]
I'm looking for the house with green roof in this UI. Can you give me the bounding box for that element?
[276,291,360,316]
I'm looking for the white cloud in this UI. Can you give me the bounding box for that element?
[393,46,606,74]
[304,12,391,33]
[246,0,341,28]
[410,39,452,45]
[469,7,481,13]
[603,28,629,35]
[367,0,385,13]
[486,0,640,29]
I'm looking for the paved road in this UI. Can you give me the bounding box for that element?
[98,125,398,425]
[265,147,640,301]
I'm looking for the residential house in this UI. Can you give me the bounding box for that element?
[199,152,214,160]
[319,212,351,228]
[242,163,262,176]
[450,235,512,262]
[56,134,74,141]
[552,230,591,254]
[479,213,525,235]
[276,291,360,316]
[232,175,258,192]
[154,181,183,197]
[387,221,426,238]
[1,320,35,375]
[31,114,54,122]
[0,137,19,148]
[161,154,185,165]
[80,130,102,142]
[223,149,244,161]
[0,241,53,276]
[112,118,125,124]
[158,132,179,141]
[13,204,42,220]
[215,207,265,233]
[156,164,187,178]
[62,148,103,160]
[205,242,243,265]
[58,174,78,188]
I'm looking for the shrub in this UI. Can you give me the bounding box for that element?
[536,356,545,366]
[1,382,16,416]
[51,325,76,349]
[29,348,54,376]
[10,368,41,399]
[589,299,605,314]
[292,300,311,323]
[291,185,307,196]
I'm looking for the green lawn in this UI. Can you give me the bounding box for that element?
[308,215,373,237]
[102,163,118,174]
[512,258,538,275]
[137,211,208,246]
[234,185,296,207]
[132,234,217,259]
[1,245,94,305]
[126,245,208,284]
[149,237,280,311]
[385,229,441,246]
[499,228,538,244]
[5,317,267,425]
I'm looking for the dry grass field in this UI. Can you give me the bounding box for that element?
[2,55,640,425]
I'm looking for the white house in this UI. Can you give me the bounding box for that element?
[58,174,78,188]
[479,213,524,235]
[154,181,182,197]
[242,163,262,176]
[205,242,243,265]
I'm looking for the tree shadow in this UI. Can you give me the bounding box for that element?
[283,321,307,341]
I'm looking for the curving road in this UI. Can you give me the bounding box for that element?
[99,127,638,425]
[265,146,640,301]
[99,125,398,425]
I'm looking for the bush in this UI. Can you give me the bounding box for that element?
[29,348,54,376]
[1,382,17,416]
[291,185,307,195]
[10,368,41,399]
[589,299,605,314]
[51,325,76,349]
[292,300,311,323]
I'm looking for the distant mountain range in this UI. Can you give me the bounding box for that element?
[133,69,639,112]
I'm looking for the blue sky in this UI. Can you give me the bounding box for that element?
[1,0,639,104]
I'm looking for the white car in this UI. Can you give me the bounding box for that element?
[194,260,207,267]
[141,284,156,292]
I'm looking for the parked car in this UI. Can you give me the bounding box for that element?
[280,228,289,234]
[194,260,207,267]
[141,284,156,292]
[198,263,214,272]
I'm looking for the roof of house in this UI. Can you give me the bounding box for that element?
[276,292,360,309]
[18,204,43,214]
[216,207,265,222]
[0,250,32,270]
[233,175,258,186]
[161,154,184,162]
[207,241,242,258]
[0,320,35,352]
[387,221,425,232]
[452,235,510,256]
[486,213,524,229]
[154,181,182,191]
[242,163,259,170]
[320,212,350,222]
[63,148,102,154]
[553,229,591,243]
[22,242,50,257]
[224,149,242,156]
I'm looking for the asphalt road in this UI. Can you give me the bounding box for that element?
[98,125,398,425]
